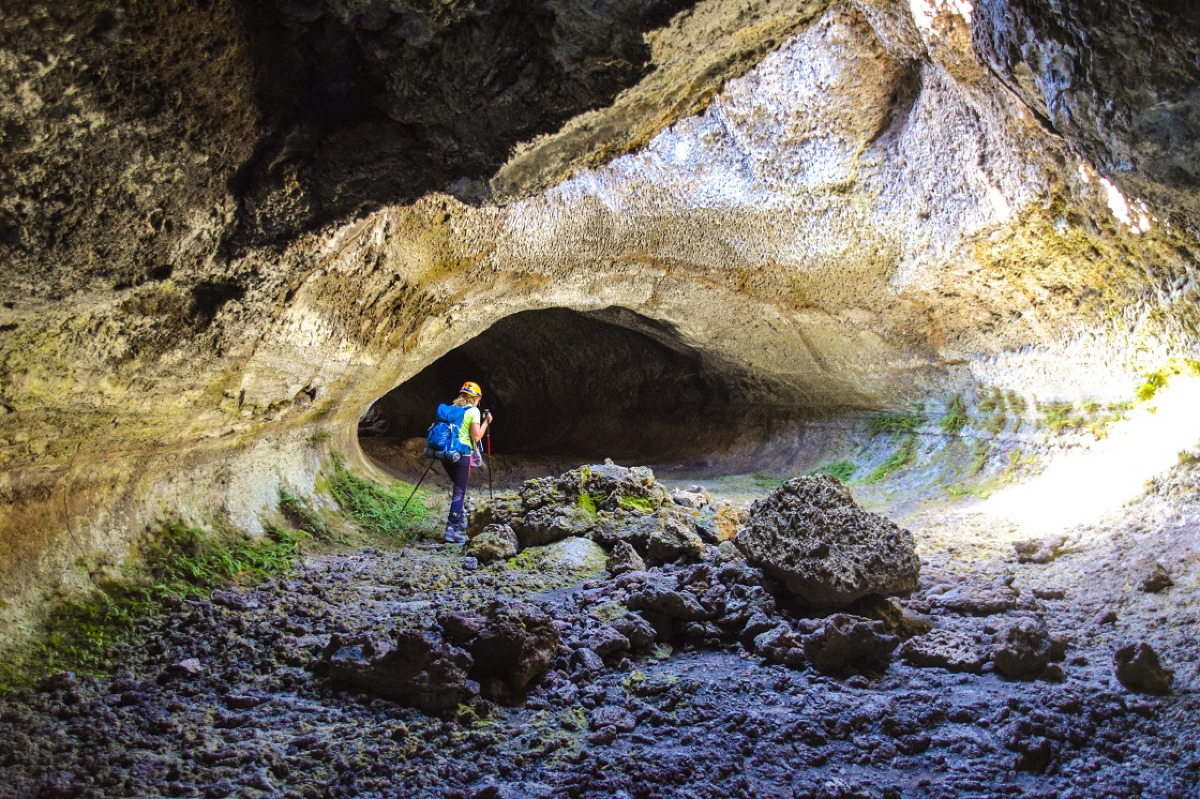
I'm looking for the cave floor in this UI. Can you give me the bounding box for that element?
[2,466,1198,799]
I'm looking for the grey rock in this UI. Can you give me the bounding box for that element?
[1114,642,1174,695]
[606,540,645,576]
[610,614,657,650]
[466,523,519,564]
[802,613,899,676]
[1012,534,1070,564]
[930,577,1020,616]
[992,619,1052,680]
[899,629,987,674]
[736,475,919,608]
[1140,562,1174,593]
[322,631,477,714]
[470,600,561,702]
[626,583,708,621]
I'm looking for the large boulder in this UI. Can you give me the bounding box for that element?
[736,476,920,607]
[802,613,899,676]
[321,631,477,714]
[467,600,561,703]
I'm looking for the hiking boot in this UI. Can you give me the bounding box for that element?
[444,527,467,546]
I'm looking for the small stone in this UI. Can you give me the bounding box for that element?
[1140,563,1173,594]
[1114,642,1173,695]
[606,540,645,576]
[992,619,1052,680]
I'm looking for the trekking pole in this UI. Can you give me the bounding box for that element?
[485,432,493,499]
[400,457,437,515]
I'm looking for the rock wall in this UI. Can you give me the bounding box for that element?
[1,0,1198,647]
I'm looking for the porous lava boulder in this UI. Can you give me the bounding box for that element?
[466,600,561,703]
[465,524,520,564]
[1114,642,1174,695]
[736,475,920,608]
[992,619,1053,681]
[321,631,477,715]
[802,613,899,676]
[899,629,988,674]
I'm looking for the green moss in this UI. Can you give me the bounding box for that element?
[4,520,310,688]
[619,496,656,514]
[327,453,427,542]
[940,394,967,436]
[751,473,787,491]
[810,461,857,482]
[969,440,992,476]
[588,601,629,623]
[576,492,598,518]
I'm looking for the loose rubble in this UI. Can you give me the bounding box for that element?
[0,461,1197,798]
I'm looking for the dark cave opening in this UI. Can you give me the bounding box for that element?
[359,306,816,467]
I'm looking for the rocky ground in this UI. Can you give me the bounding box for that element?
[1,461,1198,799]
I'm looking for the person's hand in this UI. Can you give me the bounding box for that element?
[484,410,494,424]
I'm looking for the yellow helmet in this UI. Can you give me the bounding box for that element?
[459,381,482,398]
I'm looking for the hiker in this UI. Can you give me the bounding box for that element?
[436,381,492,544]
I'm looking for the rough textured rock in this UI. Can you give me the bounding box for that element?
[992,619,1053,681]
[465,524,519,564]
[1114,642,1174,695]
[736,476,920,607]
[801,613,899,676]
[899,629,987,674]
[4,0,1200,655]
[1140,562,1174,594]
[606,541,646,576]
[322,630,477,714]
[467,600,560,703]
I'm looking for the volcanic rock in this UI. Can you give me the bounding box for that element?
[466,524,519,564]
[606,540,645,575]
[322,631,477,714]
[1114,642,1174,695]
[736,476,920,607]
[992,619,1052,680]
[1140,562,1174,594]
[899,629,987,674]
[801,613,899,676]
[469,600,561,703]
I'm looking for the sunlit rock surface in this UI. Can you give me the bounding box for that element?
[1,0,1198,645]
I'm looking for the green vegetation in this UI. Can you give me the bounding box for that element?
[860,408,925,484]
[944,482,989,500]
[618,496,656,514]
[327,453,428,542]
[977,388,1007,435]
[861,437,917,485]
[751,473,788,491]
[810,461,857,482]
[279,486,331,540]
[940,394,967,436]
[4,520,311,688]
[865,409,926,438]
[969,440,992,476]
[309,430,333,444]
[575,492,598,518]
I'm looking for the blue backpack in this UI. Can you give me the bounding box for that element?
[425,404,474,462]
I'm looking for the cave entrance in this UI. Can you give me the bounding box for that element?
[359,307,814,478]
